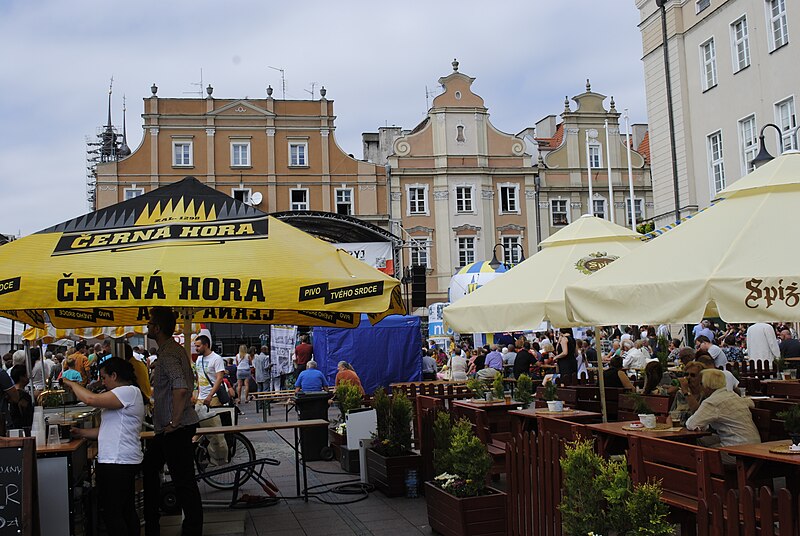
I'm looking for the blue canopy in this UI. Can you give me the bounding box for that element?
[312,314,422,394]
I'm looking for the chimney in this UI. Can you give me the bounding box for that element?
[632,124,648,149]
[535,115,557,139]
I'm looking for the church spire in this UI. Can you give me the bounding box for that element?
[119,95,131,157]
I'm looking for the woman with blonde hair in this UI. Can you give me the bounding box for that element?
[235,344,251,409]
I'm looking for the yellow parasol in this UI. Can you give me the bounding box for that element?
[444,214,643,332]
[565,152,800,324]
[0,177,404,328]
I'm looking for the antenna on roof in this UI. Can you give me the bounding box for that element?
[304,82,318,100]
[268,66,286,99]
[183,68,204,97]
[425,84,441,111]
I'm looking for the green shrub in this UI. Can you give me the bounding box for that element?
[335,380,363,421]
[598,458,632,534]
[467,377,486,399]
[371,388,413,456]
[543,379,558,401]
[515,374,533,408]
[432,411,454,475]
[559,439,606,534]
[625,481,673,536]
[492,373,505,400]
[625,392,654,414]
[778,404,800,435]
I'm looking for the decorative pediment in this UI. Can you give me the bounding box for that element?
[406,226,434,235]
[496,224,525,233]
[209,100,275,117]
[452,224,481,234]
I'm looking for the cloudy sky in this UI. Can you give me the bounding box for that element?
[0,0,646,238]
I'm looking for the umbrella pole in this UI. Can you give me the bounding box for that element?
[595,326,608,423]
[24,340,35,406]
[182,309,193,364]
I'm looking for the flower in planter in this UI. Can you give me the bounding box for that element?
[335,422,347,435]
[431,414,492,497]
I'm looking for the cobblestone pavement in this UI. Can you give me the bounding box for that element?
[195,403,436,536]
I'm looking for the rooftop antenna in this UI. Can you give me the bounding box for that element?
[268,66,286,99]
[183,68,204,97]
[106,76,114,127]
[304,82,318,100]
[425,84,440,111]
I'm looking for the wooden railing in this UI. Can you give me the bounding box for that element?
[697,487,798,535]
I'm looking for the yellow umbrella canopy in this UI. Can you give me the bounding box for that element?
[0,177,404,328]
[443,214,643,332]
[565,152,800,325]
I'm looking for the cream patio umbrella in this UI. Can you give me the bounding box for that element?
[565,152,800,325]
[443,214,643,333]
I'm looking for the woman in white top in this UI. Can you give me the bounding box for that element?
[235,344,252,406]
[64,358,145,536]
[448,351,468,381]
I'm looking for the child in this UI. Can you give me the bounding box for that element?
[60,358,83,383]
[9,365,33,430]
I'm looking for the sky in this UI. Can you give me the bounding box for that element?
[0,0,647,238]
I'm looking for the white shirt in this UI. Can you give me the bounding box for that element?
[98,385,145,464]
[194,352,225,400]
[722,369,739,392]
[622,348,647,370]
[449,355,468,381]
[707,344,727,368]
[148,354,158,365]
[620,333,632,342]
[746,323,780,363]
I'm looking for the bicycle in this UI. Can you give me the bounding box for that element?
[193,430,256,489]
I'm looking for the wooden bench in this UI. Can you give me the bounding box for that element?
[628,434,734,531]
[617,393,673,422]
[533,386,578,408]
[765,381,800,399]
[251,390,297,422]
[572,386,627,420]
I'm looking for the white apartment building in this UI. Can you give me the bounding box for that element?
[637,0,798,226]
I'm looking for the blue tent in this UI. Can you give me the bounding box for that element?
[312,314,422,394]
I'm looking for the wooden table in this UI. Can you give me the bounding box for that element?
[509,407,602,434]
[142,419,328,500]
[453,399,521,437]
[586,420,711,457]
[721,440,800,504]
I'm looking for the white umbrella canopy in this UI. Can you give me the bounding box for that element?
[565,151,800,325]
[443,214,643,332]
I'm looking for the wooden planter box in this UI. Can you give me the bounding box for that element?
[366,448,422,497]
[424,481,506,536]
[339,445,360,473]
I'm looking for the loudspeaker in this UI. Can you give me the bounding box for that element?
[411,265,427,308]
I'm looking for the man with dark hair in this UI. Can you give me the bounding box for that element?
[294,334,313,374]
[779,329,800,358]
[694,335,726,368]
[9,365,32,430]
[142,307,201,536]
[68,341,91,385]
[194,334,225,407]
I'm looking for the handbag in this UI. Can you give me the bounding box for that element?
[201,356,231,406]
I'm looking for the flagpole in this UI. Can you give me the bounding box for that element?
[585,130,594,215]
[604,119,614,223]
[624,110,637,230]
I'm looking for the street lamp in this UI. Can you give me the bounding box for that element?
[489,244,504,270]
[751,123,800,168]
[489,243,525,270]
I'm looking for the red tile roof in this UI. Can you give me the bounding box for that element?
[534,122,564,150]
[637,131,650,164]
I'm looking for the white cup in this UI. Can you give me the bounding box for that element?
[7,429,23,438]
[47,425,60,446]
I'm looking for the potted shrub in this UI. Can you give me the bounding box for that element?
[330,381,364,472]
[466,377,487,401]
[627,392,656,428]
[561,439,674,536]
[366,388,421,497]
[425,416,506,536]
[492,373,505,401]
[543,380,563,412]
[778,403,800,449]
[515,374,533,409]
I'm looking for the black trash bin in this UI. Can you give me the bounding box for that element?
[294,392,331,461]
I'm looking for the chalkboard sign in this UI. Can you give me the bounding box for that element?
[0,438,36,536]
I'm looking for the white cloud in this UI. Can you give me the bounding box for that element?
[0,0,647,236]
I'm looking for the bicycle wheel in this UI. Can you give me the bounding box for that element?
[195,432,257,490]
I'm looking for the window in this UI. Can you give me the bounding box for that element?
[172,141,193,167]
[776,97,797,151]
[696,0,710,13]
[290,188,308,211]
[592,198,607,220]
[335,188,353,215]
[502,236,522,265]
[731,16,750,72]
[407,185,428,215]
[231,141,250,167]
[289,142,308,167]
[551,199,569,226]
[457,237,475,267]
[232,188,251,204]
[700,38,717,90]
[124,187,144,200]
[707,131,726,193]
[455,186,473,213]
[738,115,758,174]
[499,184,519,214]
[409,238,430,268]
[625,199,644,226]
[588,144,602,168]
[768,0,789,51]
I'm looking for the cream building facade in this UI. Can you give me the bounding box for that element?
[637,0,798,226]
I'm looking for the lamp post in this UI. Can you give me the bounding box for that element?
[751,123,800,168]
[624,110,637,231]
[489,243,525,270]
[604,119,615,223]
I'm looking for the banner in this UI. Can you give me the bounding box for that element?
[269,325,297,379]
[428,302,452,346]
[334,242,394,276]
